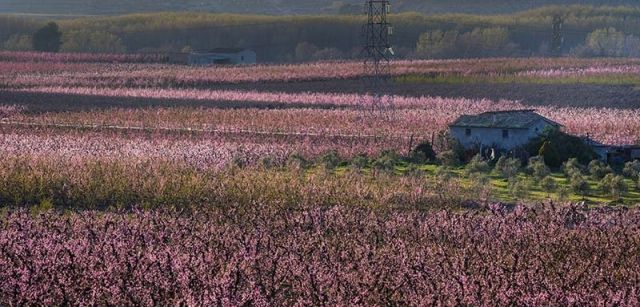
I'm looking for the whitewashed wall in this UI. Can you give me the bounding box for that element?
[450,119,552,150]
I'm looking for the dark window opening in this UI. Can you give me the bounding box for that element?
[241,56,245,61]
[502,129,509,138]
[465,128,471,136]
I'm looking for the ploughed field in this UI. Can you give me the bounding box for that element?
[1,51,640,305]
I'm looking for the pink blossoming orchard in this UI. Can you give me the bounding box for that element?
[1,205,638,305]
[1,52,640,305]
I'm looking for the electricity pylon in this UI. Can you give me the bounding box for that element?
[552,14,564,57]
[362,0,394,115]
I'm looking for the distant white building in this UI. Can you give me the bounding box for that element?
[449,110,561,151]
[188,48,256,66]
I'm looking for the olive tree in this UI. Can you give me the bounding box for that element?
[540,176,557,198]
[598,174,628,199]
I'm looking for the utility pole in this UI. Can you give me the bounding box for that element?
[552,14,564,57]
[362,0,394,115]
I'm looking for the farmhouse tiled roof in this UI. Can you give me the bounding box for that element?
[450,110,561,129]
[207,48,248,54]
[190,48,249,54]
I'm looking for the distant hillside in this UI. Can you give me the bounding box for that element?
[4,5,640,62]
[1,0,640,16]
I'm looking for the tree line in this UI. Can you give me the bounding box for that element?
[4,5,640,61]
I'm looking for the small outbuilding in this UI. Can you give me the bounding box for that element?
[586,139,640,164]
[585,138,611,162]
[188,48,256,66]
[449,110,561,151]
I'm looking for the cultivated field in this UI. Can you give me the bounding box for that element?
[2,205,639,305]
[2,52,640,162]
[2,52,640,204]
[1,52,640,304]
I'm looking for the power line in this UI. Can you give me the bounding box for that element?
[0,119,417,140]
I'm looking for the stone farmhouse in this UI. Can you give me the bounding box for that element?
[450,109,640,163]
[449,110,561,151]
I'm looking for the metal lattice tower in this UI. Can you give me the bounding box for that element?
[552,14,564,56]
[362,0,394,115]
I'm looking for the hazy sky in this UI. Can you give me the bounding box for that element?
[1,0,638,16]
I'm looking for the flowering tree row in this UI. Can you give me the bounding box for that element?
[0,51,165,64]
[16,86,514,109]
[4,56,640,87]
[1,205,638,305]
[0,61,113,75]
[0,128,410,169]
[0,105,23,119]
[10,87,640,145]
[517,66,640,78]
[0,153,479,209]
